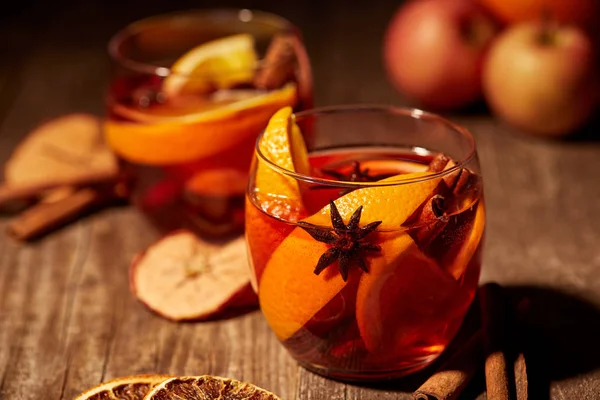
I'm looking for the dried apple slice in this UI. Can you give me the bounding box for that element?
[144,376,280,400]
[4,113,118,186]
[74,374,171,400]
[130,231,257,321]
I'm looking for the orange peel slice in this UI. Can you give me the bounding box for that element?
[104,83,297,165]
[246,106,310,288]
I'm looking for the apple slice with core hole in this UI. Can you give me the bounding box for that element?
[130,231,256,321]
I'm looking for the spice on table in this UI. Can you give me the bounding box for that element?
[413,330,483,400]
[513,298,530,400]
[1,113,125,240]
[480,282,512,400]
[7,181,128,241]
[0,169,120,208]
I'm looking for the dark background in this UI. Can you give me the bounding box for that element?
[1,1,600,399]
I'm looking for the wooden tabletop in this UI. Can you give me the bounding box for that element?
[1,0,599,399]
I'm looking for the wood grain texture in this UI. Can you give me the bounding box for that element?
[1,0,600,399]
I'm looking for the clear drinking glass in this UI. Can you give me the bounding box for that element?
[246,105,485,381]
[104,9,312,237]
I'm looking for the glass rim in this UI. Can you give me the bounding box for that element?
[254,104,478,188]
[107,8,297,78]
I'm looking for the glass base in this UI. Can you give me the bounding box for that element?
[298,353,440,383]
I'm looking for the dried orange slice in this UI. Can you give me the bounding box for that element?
[246,106,310,288]
[74,374,171,400]
[258,172,442,341]
[162,34,258,96]
[130,231,256,321]
[144,376,281,399]
[104,83,297,165]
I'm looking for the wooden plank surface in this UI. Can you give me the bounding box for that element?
[1,0,600,399]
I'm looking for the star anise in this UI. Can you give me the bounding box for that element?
[321,161,395,183]
[297,200,382,281]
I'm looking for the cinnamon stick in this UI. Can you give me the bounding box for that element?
[513,299,530,400]
[0,169,119,208]
[413,330,484,400]
[7,182,128,241]
[254,34,296,90]
[480,283,511,400]
[408,154,455,248]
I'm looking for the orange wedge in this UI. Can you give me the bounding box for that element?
[302,172,441,230]
[246,106,310,288]
[162,34,258,96]
[355,240,472,358]
[104,83,297,165]
[258,172,442,341]
[253,106,310,215]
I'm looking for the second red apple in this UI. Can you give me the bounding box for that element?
[384,0,498,110]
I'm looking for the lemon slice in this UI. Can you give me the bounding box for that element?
[163,34,258,96]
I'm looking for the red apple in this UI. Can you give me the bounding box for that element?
[483,22,599,137]
[478,0,598,28]
[384,0,498,110]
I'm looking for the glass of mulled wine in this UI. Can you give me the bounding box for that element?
[105,9,312,237]
[246,105,485,381]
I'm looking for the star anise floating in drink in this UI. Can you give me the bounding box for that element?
[297,200,382,281]
[321,160,396,183]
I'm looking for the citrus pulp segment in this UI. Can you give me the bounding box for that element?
[162,33,258,96]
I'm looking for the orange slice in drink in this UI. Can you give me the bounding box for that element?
[355,239,472,358]
[258,172,442,341]
[162,33,258,96]
[104,83,297,165]
[355,201,485,358]
[246,106,310,288]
